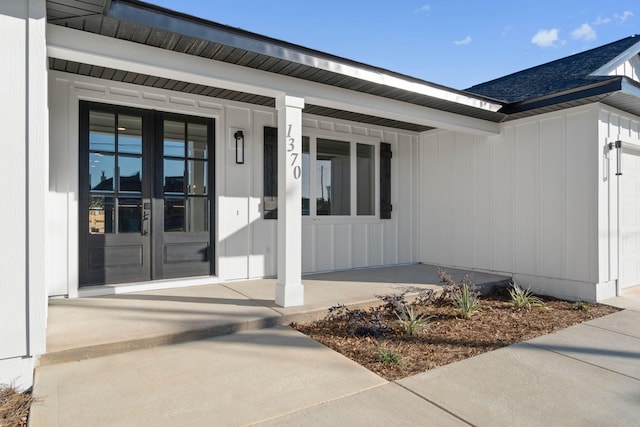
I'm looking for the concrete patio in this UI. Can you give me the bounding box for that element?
[29,265,640,426]
[41,264,509,365]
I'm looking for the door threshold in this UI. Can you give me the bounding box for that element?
[78,276,221,298]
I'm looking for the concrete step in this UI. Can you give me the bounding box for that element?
[39,299,383,366]
[39,265,511,366]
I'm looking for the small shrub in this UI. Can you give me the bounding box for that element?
[375,291,409,314]
[452,279,481,320]
[394,305,434,336]
[324,304,391,337]
[324,304,350,322]
[509,283,546,311]
[437,269,476,304]
[375,347,403,365]
[574,300,589,311]
[413,288,438,306]
[437,267,455,286]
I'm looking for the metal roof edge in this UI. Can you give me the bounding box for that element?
[620,76,640,98]
[102,0,113,14]
[107,0,503,113]
[500,77,624,116]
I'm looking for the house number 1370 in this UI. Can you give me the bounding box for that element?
[287,124,301,180]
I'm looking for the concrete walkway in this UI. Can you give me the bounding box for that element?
[29,267,640,426]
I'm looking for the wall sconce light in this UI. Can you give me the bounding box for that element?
[234,130,245,164]
[609,140,622,176]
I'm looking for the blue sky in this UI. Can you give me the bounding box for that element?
[150,1,638,90]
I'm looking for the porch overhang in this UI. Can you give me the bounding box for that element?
[47,24,501,135]
[46,0,504,136]
[500,77,640,121]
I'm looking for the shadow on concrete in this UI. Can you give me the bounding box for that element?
[100,293,277,308]
[527,342,640,360]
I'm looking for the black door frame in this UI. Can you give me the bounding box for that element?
[79,101,216,286]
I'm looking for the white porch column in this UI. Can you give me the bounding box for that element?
[275,95,305,307]
[0,0,48,389]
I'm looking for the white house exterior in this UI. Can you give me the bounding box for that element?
[2,0,640,388]
[420,104,640,302]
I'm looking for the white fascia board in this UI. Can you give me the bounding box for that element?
[592,38,640,76]
[46,25,499,135]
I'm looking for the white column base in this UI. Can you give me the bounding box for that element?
[275,282,304,307]
[0,356,35,391]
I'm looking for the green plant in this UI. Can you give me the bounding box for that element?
[394,305,433,336]
[509,283,546,311]
[437,269,477,304]
[437,267,455,286]
[374,347,403,365]
[574,300,589,311]
[452,280,481,319]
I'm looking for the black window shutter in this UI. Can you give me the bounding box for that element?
[380,142,392,219]
[263,126,278,219]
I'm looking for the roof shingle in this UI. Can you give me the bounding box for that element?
[465,35,640,103]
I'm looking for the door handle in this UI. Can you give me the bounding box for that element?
[142,200,151,236]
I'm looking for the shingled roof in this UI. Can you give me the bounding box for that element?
[465,35,640,103]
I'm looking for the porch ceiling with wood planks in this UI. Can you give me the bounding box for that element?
[46,0,505,133]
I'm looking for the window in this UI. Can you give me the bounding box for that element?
[316,138,350,215]
[264,127,389,219]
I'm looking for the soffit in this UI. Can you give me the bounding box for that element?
[46,0,505,127]
[602,92,640,118]
[49,58,434,132]
[47,0,109,21]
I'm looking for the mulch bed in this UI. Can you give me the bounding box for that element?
[292,291,620,381]
[0,386,31,427]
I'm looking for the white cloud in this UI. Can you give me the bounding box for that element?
[592,16,612,25]
[531,29,560,47]
[501,24,515,36]
[593,11,633,26]
[571,23,596,41]
[453,36,472,46]
[615,11,633,23]
[414,4,430,14]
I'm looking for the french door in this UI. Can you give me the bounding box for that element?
[79,102,215,286]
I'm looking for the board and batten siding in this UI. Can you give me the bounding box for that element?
[47,72,419,295]
[300,118,419,273]
[419,104,608,301]
[607,54,640,81]
[0,0,48,389]
[598,105,640,293]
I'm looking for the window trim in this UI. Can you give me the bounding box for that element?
[301,130,379,219]
[263,126,383,220]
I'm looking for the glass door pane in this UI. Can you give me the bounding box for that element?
[159,115,213,279]
[163,118,209,233]
[88,110,145,234]
[81,103,151,286]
